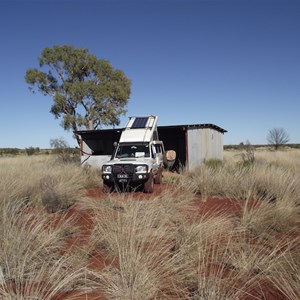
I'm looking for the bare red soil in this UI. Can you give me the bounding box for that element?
[10,183,297,300]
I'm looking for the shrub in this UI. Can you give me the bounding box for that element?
[25,147,40,156]
[39,175,71,213]
[50,137,80,163]
[0,148,21,156]
[238,140,255,167]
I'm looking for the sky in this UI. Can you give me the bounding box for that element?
[0,0,299,148]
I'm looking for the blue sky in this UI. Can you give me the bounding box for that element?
[0,0,299,148]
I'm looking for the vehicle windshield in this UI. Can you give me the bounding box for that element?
[116,144,150,158]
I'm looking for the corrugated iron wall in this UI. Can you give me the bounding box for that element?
[187,128,224,169]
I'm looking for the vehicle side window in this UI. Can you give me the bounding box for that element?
[151,145,156,158]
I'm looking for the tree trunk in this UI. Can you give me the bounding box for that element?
[72,122,81,147]
[88,119,93,130]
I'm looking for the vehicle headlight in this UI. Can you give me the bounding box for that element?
[102,165,112,173]
[135,165,148,173]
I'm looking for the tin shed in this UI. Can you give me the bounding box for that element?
[75,123,227,170]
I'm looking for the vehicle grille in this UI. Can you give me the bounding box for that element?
[112,164,134,175]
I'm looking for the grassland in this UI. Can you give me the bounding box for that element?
[0,149,299,299]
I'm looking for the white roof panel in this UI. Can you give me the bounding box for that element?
[120,116,158,143]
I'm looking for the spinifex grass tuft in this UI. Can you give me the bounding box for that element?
[0,199,89,299]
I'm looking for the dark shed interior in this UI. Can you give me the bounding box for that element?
[157,126,187,169]
[76,129,122,156]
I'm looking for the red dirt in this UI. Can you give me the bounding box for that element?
[12,183,298,300]
[85,183,168,200]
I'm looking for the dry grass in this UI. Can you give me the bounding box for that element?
[0,198,88,299]
[0,149,299,299]
[86,193,193,299]
[173,214,238,299]
[0,156,97,210]
[184,149,300,236]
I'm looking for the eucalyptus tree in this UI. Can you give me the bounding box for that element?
[25,45,131,145]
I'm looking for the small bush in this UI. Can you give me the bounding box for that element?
[39,176,69,213]
[38,166,86,212]
[25,146,40,156]
[238,140,255,167]
[0,148,22,156]
[50,137,80,163]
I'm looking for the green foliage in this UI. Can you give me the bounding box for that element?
[50,137,69,152]
[203,159,223,169]
[293,144,300,149]
[25,45,131,144]
[25,146,40,156]
[50,137,79,163]
[0,148,22,155]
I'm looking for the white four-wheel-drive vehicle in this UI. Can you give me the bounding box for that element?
[102,116,175,193]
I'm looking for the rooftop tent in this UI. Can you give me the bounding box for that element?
[119,116,159,143]
[126,116,156,129]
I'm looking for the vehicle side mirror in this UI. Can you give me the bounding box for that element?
[111,142,118,160]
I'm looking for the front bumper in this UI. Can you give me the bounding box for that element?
[102,172,150,183]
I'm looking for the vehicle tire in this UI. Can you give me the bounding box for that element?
[144,173,154,193]
[154,168,162,184]
[102,182,113,193]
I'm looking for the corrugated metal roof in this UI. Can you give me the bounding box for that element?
[75,123,227,135]
[159,123,227,133]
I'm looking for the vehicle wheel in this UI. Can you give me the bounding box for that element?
[144,173,154,193]
[102,182,113,193]
[154,168,162,184]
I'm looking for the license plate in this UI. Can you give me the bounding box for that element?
[117,174,128,178]
[119,179,128,183]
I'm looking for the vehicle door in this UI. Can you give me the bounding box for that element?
[153,143,164,168]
